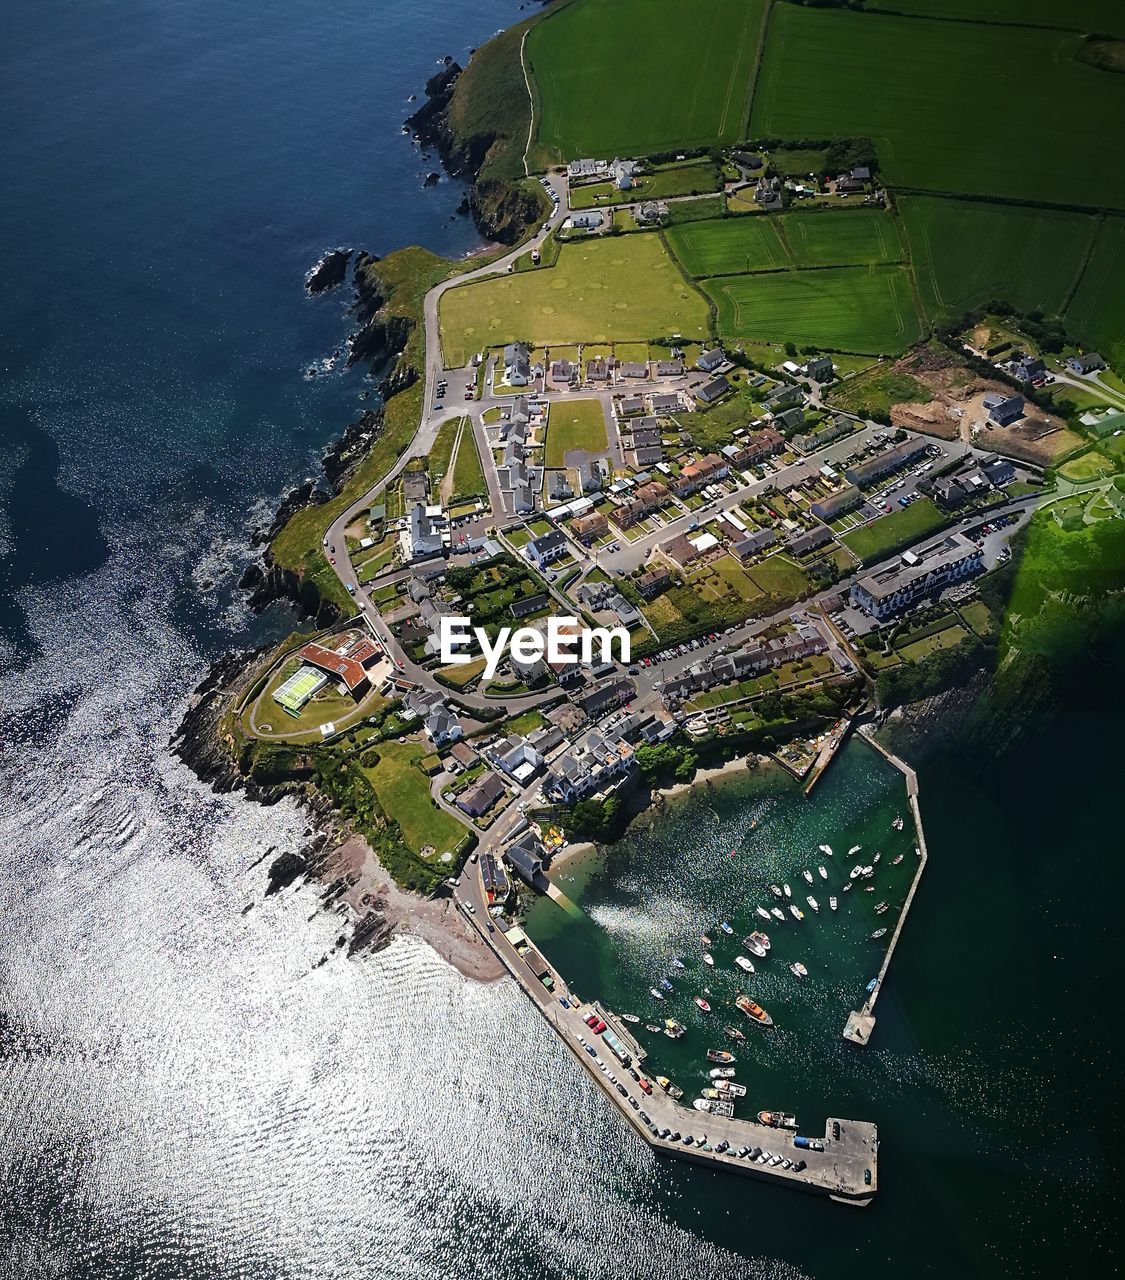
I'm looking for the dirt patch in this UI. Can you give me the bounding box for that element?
[962,391,1084,464]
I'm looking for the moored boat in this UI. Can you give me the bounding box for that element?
[650,987,665,1000]
[758,1110,797,1129]
[818,865,827,879]
[670,957,686,969]
[755,907,771,921]
[659,977,674,991]
[694,996,712,1012]
[850,865,864,879]
[770,884,783,898]
[770,907,786,921]
[706,1049,735,1064]
[723,1024,746,1042]
[621,1013,639,1024]
[693,1098,714,1113]
[875,902,889,915]
[700,934,712,946]
[842,882,853,894]
[664,1018,685,1038]
[656,1075,684,1099]
[865,978,879,995]
[735,955,755,973]
[790,962,808,978]
[870,928,887,940]
[709,1066,736,1078]
[819,844,833,857]
[873,852,881,864]
[736,995,774,1026]
[802,870,814,884]
[719,921,733,935]
[783,883,792,898]
[806,895,819,912]
[893,816,904,831]
[743,935,766,958]
[703,953,715,967]
[892,854,904,865]
[724,1082,747,1097]
[702,1087,722,1100]
[789,905,804,921]
[829,896,838,911]
[848,844,861,856]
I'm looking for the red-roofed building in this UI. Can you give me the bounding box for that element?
[298,641,371,696]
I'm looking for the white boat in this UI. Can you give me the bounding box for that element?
[703,953,715,966]
[848,844,861,856]
[862,865,874,878]
[802,870,814,884]
[849,865,864,879]
[892,854,904,865]
[819,844,833,857]
[747,930,771,953]
[693,1098,714,1113]
[873,852,881,864]
[842,882,853,894]
[671,957,686,969]
[783,883,792,898]
[790,962,808,978]
[789,905,805,921]
[829,896,838,911]
[735,955,755,974]
[770,907,786,921]
[720,921,734,935]
[770,884,783,898]
[710,1067,736,1079]
[806,895,819,912]
[755,907,772,921]
[818,865,828,880]
[621,1013,640,1024]
[892,816,904,831]
[743,935,767,958]
[723,1082,747,1097]
[650,988,666,1001]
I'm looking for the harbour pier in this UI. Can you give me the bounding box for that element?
[457,867,879,1207]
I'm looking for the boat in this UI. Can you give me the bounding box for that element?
[702,1087,722,1100]
[694,996,712,1012]
[659,977,674,991]
[707,1049,735,1064]
[806,895,819,912]
[790,962,808,978]
[829,896,838,911]
[693,1098,715,1113]
[849,865,864,879]
[892,854,904,866]
[865,978,879,995]
[873,852,882,864]
[724,1082,747,1097]
[735,955,755,974]
[842,882,853,894]
[818,865,828,880]
[736,995,774,1026]
[892,816,904,831]
[769,884,783,898]
[700,934,713,946]
[744,931,770,956]
[757,1110,797,1129]
[770,907,786,921]
[670,957,686,970]
[875,902,889,915]
[664,1018,685,1038]
[703,954,715,967]
[650,988,665,1000]
[870,928,887,940]
[864,885,875,893]
[848,844,861,856]
[719,921,734,935]
[862,864,874,877]
[783,883,792,898]
[751,929,771,952]
[723,1025,746,1042]
[819,844,833,857]
[645,1024,662,1033]
[621,1013,640,1024]
[656,1075,684,1099]
[789,905,804,921]
[802,870,814,885]
[755,907,772,921]
[709,1066,736,1079]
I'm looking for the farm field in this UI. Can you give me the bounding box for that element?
[705,265,922,354]
[527,0,767,160]
[1065,218,1125,376]
[841,498,948,562]
[782,210,905,269]
[749,5,1125,210]
[666,217,788,277]
[901,197,1099,323]
[439,235,709,363]
[863,0,1125,39]
[544,400,608,465]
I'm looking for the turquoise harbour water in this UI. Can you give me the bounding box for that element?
[1,1,1121,1277]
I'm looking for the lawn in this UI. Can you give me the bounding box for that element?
[705,266,922,354]
[1058,449,1116,482]
[898,623,968,662]
[960,600,993,636]
[362,742,467,856]
[527,0,768,160]
[544,399,608,465]
[841,498,948,562]
[901,196,1099,324]
[439,235,710,364]
[749,5,1125,210]
[429,418,461,485]
[1065,218,1125,376]
[569,161,722,209]
[450,420,487,500]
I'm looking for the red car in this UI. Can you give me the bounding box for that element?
[639,1079,653,1095]
[585,1014,599,1028]
[593,1020,607,1034]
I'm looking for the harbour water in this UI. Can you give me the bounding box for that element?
[1,1,1121,1276]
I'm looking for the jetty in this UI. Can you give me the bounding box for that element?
[457,871,878,1207]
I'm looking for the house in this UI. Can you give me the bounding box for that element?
[618,361,649,380]
[623,421,661,450]
[504,834,545,884]
[490,734,544,783]
[544,729,636,802]
[810,485,861,521]
[635,200,669,225]
[612,479,669,528]
[616,393,646,417]
[695,376,731,405]
[835,174,866,194]
[772,405,805,432]
[526,529,568,568]
[510,653,551,686]
[794,416,851,452]
[577,460,604,493]
[567,158,607,181]
[765,382,803,411]
[585,357,610,384]
[296,636,378,698]
[659,532,706,569]
[654,360,684,379]
[425,703,462,746]
[456,771,506,819]
[611,158,636,190]
[401,503,445,562]
[697,348,726,373]
[931,476,970,509]
[628,444,664,469]
[402,469,429,504]
[1067,352,1105,374]
[448,741,477,769]
[732,528,777,560]
[547,471,574,503]
[754,176,784,209]
[787,524,833,557]
[1014,356,1046,383]
[804,355,834,381]
[851,533,983,619]
[648,393,680,418]
[844,436,927,487]
[571,511,609,544]
[510,592,549,618]
[577,679,635,721]
[636,565,671,598]
[672,453,728,497]
[503,342,531,386]
[549,358,578,387]
[741,426,784,463]
[568,210,604,232]
[984,392,1024,426]
[980,453,1016,486]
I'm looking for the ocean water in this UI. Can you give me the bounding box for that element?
[1,2,1121,1277]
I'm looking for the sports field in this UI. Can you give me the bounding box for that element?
[439,236,709,363]
[749,5,1125,210]
[527,0,767,159]
[1065,218,1125,375]
[704,266,922,354]
[901,197,1098,323]
[544,399,608,466]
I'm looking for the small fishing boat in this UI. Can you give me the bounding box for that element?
[864,886,875,893]
[783,883,792,898]
[735,995,773,1026]
[842,882,853,894]
[724,1025,746,1042]
[702,1087,722,1100]
[802,870,814,885]
[875,902,889,915]
[694,996,712,1012]
[693,1098,715,1113]
[670,957,686,970]
[758,1110,797,1129]
[645,1024,662,1033]
[700,934,713,946]
[829,896,838,911]
[769,884,783,898]
[818,865,828,880]
[755,907,772,921]
[710,1066,736,1078]
[770,907,786,922]
[621,1013,640,1024]
[819,844,833,857]
[735,955,755,974]
[892,854,904,866]
[650,988,666,1001]
[706,1049,735,1064]
[892,816,904,831]
[870,928,887,940]
[789,905,804,921]
[724,1082,747,1097]
[873,852,882,864]
[806,896,819,913]
[664,1018,685,1038]
[703,953,715,967]
[790,962,808,978]
[660,976,675,990]
[719,921,734,935]
[656,1075,683,1099]
[848,844,861,856]
[849,865,864,879]
[865,978,879,995]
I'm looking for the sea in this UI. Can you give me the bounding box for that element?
[0,2,1119,1277]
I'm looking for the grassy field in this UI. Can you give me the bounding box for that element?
[570,161,722,209]
[901,196,1099,323]
[828,363,932,417]
[1057,450,1117,482]
[1065,218,1125,376]
[450,421,487,500]
[898,622,968,662]
[705,266,922,354]
[544,399,608,465]
[527,0,767,160]
[863,0,1125,38]
[667,216,788,277]
[362,742,466,856]
[783,210,905,269]
[429,418,461,486]
[750,5,1125,210]
[439,235,709,362]
[841,498,948,562]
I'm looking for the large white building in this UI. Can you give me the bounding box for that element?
[850,533,984,619]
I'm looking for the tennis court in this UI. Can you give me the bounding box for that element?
[273,667,326,715]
